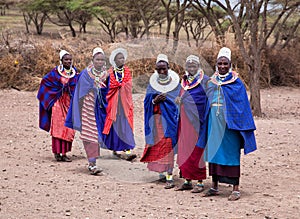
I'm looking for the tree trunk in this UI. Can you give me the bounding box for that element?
[249,59,262,117]
[124,27,129,39]
[184,26,191,47]
[159,23,162,35]
[37,24,42,35]
[69,23,76,37]
[165,19,171,42]
[23,13,30,34]
[83,23,87,33]
[109,29,115,43]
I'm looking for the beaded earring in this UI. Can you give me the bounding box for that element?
[215,66,219,73]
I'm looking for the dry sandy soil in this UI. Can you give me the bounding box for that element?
[0,87,299,219]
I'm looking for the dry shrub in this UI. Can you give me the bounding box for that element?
[267,44,300,87]
[34,43,58,77]
[0,33,299,92]
[0,53,23,89]
[0,34,110,91]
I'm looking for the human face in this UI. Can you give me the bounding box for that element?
[156,61,168,79]
[216,57,231,75]
[62,54,72,69]
[93,53,106,70]
[114,53,125,68]
[186,61,199,76]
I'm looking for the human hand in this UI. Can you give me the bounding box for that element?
[153,93,166,104]
[175,96,181,105]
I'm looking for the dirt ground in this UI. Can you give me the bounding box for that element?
[0,86,299,219]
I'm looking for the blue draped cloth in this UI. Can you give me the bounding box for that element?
[180,75,210,148]
[206,72,257,154]
[102,98,135,151]
[144,84,181,147]
[65,69,109,143]
[37,67,79,132]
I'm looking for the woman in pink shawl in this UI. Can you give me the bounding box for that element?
[175,55,209,193]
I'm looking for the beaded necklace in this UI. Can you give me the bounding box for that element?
[210,71,238,86]
[57,65,76,78]
[157,75,171,85]
[210,71,238,116]
[114,67,124,83]
[181,70,203,90]
[217,72,229,81]
[87,64,107,88]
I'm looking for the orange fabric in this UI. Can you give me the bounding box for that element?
[103,65,134,134]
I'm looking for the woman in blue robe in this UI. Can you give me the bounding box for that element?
[204,47,257,201]
[140,54,180,189]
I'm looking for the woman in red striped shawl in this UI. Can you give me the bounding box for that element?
[65,47,110,175]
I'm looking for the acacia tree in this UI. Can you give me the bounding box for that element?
[209,0,300,116]
[183,7,209,47]
[19,0,50,35]
[91,0,124,42]
[46,0,79,37]
[160,0,190,43]
[173,0,190,48]
[91,0,162,41]
[0,0,7,16]
[191,0,230,45]
[67,0,93,33]
[269,0,300,49]
[152,6,167,35]
[127,0,142,38]
[115,0,163,39]
[135,0,161,39]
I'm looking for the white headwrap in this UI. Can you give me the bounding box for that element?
[186,55,200,64]
[217,47,231,61]
[156,54,169,64]
[93,47,104,57]
[109,48,128,67]
[59,50,70,60]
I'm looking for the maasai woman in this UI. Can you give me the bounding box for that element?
[175,55,209,193]
[204,47,257,201]
[65,47,109,175]
[37,50,79,162]
[102,48,136,161]
[140,54,181,189]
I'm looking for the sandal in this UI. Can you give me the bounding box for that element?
[120,153,137,161]
[158,176,167,183]
[164,180,175,189]
[113,151,121,158]
[191,184,204,193]
[175,183,193,191]
[61,155,72,162]
[203,188,219,197]
[54,154,62,161]
[88,164,103,175]
[228,191,240,201]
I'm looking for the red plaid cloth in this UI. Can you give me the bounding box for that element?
[140,105,174,164]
